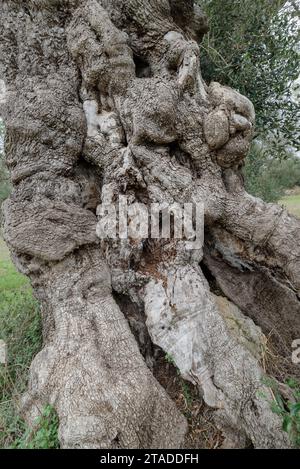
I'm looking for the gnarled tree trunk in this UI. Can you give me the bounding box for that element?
[0,0,299,449]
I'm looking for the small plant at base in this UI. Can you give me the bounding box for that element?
[164,352,176,366]
[10,405,60,449]
[261,377,300,447]
[181,380,193,408]
[164,353,193,409]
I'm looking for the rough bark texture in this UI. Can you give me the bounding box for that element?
[0,0,299,449]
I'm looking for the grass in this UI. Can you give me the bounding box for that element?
[261,377,300,447]
[279,194,300,219]
[0,237,48,448]
[10,405,59,449]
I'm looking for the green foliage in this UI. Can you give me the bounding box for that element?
[0,238,43,448]
[10,405,60,449]
[279,193,300,218]
[197,1,300,202]
[164,353,194,410]
[244,143,300,202]
[165,352,176,366]
[264,377,300,447]
[199,0,300,155]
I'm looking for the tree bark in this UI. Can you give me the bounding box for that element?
[0,0,299,448]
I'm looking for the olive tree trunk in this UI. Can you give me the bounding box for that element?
[0,0,299,449]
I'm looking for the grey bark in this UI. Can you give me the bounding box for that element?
[0,0,299,448]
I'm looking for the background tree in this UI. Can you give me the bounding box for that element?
[0,121,10,209]
[244,144,300,201]
[199,0,300,201]
[200,0,299,151]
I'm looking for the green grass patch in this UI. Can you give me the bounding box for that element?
[0,238,46,448]
[279,194,300,219]
[0,238,10,262]
[10,405,59,449]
